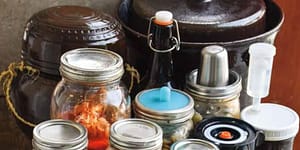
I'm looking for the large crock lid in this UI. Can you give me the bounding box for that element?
[22,6,124,75]
[25,5,120,41]
[129,0,266,42]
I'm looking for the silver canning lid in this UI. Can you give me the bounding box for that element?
[171,139,219,150]
[60,48,124,83]
[185,69,242,100]
[32,119,88,150]
[134,88,194,124]
[110,119,163,150]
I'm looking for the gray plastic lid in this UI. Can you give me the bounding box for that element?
[241,103,299,141]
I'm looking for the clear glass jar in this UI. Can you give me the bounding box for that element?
[171,139,219,150]
[185,70,242,119]
[160,119,194,150]
[134,87,195,150]
[32,119,88,150]
[108,119,163,150]
[51,48,131,150]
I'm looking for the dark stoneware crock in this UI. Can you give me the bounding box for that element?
[10,5,126,138]
[117,0,284,109]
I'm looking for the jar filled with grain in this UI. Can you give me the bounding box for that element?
[51,48,131,150]
[134,87,195,149]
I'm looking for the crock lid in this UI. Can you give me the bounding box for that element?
[26,5,120,41]
[130,0,266,42]
[241,103,299,141]
[60,48,124,83]
[110,119,163,149]
[33,119,87,150]
[22,5,124,75]
[135,87,194,124]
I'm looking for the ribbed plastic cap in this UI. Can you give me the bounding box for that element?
[154,11,173,25]
[241,103,299,141]
[249,43,276,57]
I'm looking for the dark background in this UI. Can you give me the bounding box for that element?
[0,0,299,149]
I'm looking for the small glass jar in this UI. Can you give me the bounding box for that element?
[134,87,195,149]
[185,70,242,119]
[32,119,88,150]
[171,139,219,150]
[51,48,131,150]
[108,119,163,150]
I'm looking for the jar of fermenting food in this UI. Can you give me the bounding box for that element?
[32,119,88,150]
[171,139,219,150]
[134,87,195,149]
[185,46,242,119]
[241,103,299,150]
[51,48,131,150]
[109,119,163,150]
[2,5,127,139]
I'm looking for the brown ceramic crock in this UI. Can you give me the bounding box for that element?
[117,0,284,108]
[7,5,126,138]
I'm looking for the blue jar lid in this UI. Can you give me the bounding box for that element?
[135,87,194,124]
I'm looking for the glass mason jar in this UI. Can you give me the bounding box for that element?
[134,87,195,149]
[171,139,219,150]
[32,119,88,150]
[51,48,131,150]
[108,119,163,150]
[185,70,242,119]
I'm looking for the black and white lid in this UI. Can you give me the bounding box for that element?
[194,117,264,149]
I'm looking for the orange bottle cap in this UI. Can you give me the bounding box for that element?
[219,131,233,140]
[154,11,173,26]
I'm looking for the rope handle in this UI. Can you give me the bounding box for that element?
[125,63,140,93]
[0,62,139,127]
[0,61,39,127]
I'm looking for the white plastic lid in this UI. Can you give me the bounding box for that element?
[241,103,299,141]
[249,43,276,57]
[155,11,173,24]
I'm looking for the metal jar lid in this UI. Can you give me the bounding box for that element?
[60,48,124,83]
[134,87,194,124]
[185,69,242,100]
[32,119,88,150]
[171,139,219,150]
[110,119,163,150]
